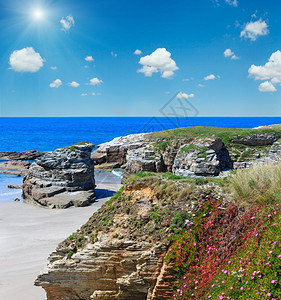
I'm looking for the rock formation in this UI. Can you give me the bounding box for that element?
[0,150,43,161]
[0,160,31,176]
[35,176,215,299]
[92,127,281,178]
[22,142,96,208]
[91,133,148,169]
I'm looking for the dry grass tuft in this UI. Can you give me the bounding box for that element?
[230,163,281,206]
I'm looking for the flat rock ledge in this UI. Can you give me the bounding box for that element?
[22,142,96,209]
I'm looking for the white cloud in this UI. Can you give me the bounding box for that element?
[69,81,80,88]
[258,81,276,92]
[50,66,57,70]
[198,84,204,87]
[204,74,217,80]
[81,93,88,96]
[60,15,75,32]
[224,48,239,60]
[9,47,44,73]
[111,51,117,57]
[240,19,269,41]
[134,49,142,55]
[225,0,238,7]
[89,77,103,85]
[92,92,96,96]
[248,50,281,91]
[138,48,179,79]
[248,50,281,82]
[50,79,62,88]
[177,92,195,100]
[85,56,94,62]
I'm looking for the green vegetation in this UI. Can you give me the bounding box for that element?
[167,163,281,299]
[153,140,172,151]
[147,125,281,145]
[230,163,281,207]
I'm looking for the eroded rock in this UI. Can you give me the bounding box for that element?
[22,142,96,208]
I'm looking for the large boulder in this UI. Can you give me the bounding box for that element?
[22,142,96,208]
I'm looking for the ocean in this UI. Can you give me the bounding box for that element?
[1,116,281,201]
[1,117,281,152]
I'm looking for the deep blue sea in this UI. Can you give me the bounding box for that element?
[1,116,281,202]
[1,117,281,152]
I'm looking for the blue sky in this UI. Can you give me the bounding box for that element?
[0,0,281,117]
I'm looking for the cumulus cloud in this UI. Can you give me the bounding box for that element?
[60,15,75,32]
[138,48,179,79]
[92,92,96,96]
[69,81,80,88]
[9,47,44,73]
[81,93,88,96]
[134,49,142,55]
[204,74,217,81]
[240,19,269,41]
[224,48,239,60]
[176,92,195,100]
[111,51,117,57]
[225,0,238,6]
[258,81,276,92]
[248,50,281,92]
[49,79,62,88]
[50,66,57,70]
[89,77,103,85]
[85,56,94,62]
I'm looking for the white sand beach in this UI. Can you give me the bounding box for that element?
[0,182,121,300]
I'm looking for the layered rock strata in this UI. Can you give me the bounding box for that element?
[93,130,280,177]
[23,142,96,208]
[35,177,216,299]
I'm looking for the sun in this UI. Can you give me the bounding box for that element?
[32,9,44,20]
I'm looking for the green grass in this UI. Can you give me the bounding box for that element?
[147,126,281,145]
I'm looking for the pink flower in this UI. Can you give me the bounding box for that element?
[267,293,271,297]
[240,287,244,290]
[271,280,276,284]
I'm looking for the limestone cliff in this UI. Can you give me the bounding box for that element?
[23,142,96,208]
[35,176,220,299]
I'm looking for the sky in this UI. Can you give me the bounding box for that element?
[0,0,281,117]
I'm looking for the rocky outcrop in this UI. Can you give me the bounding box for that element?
[231,134,276,146]
[92,128,281,177]
[23,142,96,208]
[92,133,148,168]
[172,137,232,176]
[35,177,214,299]
[0,150,43,161]
[0,160,31,176]
[36,241,169,300]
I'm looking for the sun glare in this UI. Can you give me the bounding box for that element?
[33,9,44,20]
